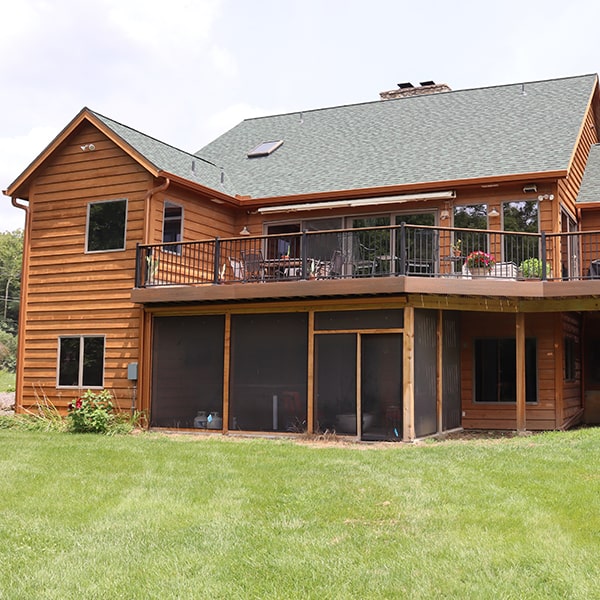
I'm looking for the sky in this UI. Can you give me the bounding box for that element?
[1,0,599,231]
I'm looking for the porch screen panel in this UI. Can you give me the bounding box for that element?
[442,311,461,430]
[314,334,357,435]
[230,313,308,432]
[315,309,403,331]
[151,316,225,427]
[414,309,437,437]
[361,333,403,442]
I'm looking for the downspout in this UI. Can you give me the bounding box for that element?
[139,177,170,422]
[143,177,170,243]
[10,197,30,413]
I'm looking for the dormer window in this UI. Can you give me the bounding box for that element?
[247,140,283,158]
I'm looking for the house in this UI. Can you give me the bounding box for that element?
[5,73,600,440]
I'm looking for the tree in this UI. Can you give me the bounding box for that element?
[0,229,23,337]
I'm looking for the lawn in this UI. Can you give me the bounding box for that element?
[0,428,598,599]
[0,369,15,392]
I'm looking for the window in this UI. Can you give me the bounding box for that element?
[163,202,183,254]
[58,336,105,388]
[86,199,127,252]
[564,336,577,381]
[502,200,539,264]
[265,218,343,260]
[474,338,537,403]
[453,204,488,256]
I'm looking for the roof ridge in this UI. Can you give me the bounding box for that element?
[237,73,599,124]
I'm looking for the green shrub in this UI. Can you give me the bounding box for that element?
[519,257,551,279]
[67,389,115,434]
[0,328,17,372]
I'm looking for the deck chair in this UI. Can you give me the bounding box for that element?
[352,243,377,277]
[241,250,265,281]
[227,257,244,281]
[327,249,345,278]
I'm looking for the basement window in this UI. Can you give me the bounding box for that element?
[247,140,283,158]
[57,335,105,388]
[474,338,537,403]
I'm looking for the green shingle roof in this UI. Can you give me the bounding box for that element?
[196,74,598,199]
[90,110,232,194]
[578,144,600,203]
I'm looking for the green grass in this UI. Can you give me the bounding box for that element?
[0,369,15,392]
[0,429,599,599]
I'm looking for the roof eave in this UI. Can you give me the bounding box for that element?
[239,171,567,209]
[156,171,240,207]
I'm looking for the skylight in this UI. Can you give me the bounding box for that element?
[247,140,283,158]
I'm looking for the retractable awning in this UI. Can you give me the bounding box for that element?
[256,190,456,214]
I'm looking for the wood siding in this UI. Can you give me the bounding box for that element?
[149,184,236,244]
[561,312,583,425]
[460,312,563,430]
[18,123,151,412]
[562,100,600,217]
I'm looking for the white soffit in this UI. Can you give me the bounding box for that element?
[257,191,456,214]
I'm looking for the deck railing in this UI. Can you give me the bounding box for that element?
[135,224,600,288]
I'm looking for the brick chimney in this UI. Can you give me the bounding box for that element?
[380,80,451,100]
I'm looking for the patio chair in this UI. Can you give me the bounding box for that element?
[352,243,377,277]
[327,249,345,278]
[240,250,265,282]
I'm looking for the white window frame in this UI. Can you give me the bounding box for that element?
[162,201,183,254]
[57,335,106,389]
[85,198,128,253]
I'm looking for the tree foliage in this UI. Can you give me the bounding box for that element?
[0,230,23,372]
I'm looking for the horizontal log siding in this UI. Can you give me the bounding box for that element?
[461,312,560,430]
[150,184,235,244]
[562,313,583,424]
[561,105,600,217]
[19,123,150,412]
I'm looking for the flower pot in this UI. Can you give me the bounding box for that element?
[468,267,490,277]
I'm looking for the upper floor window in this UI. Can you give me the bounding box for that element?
[502,200,539,264]
[163,202,183,254]
[58,335,105,388]
[453,204,488,255]
[86,199,127,252]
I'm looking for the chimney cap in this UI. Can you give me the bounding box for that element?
[420,80,436,87]
[397,82,414,89]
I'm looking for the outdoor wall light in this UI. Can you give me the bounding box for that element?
[239,225,250,236]
[489,207,500,217]
[523,184,538,193]
[537,194,554,201]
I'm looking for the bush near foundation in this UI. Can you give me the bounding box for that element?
[67,389,114,434]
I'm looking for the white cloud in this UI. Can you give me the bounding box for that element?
[105,0,223,53]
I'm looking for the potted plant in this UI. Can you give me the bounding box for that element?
[466,250,496,276]
[451,239,462,257]
[519,257,551,279]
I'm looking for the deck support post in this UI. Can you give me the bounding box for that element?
[403,306,415,441]
[436,309,443,434]
[516,312,526,433]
